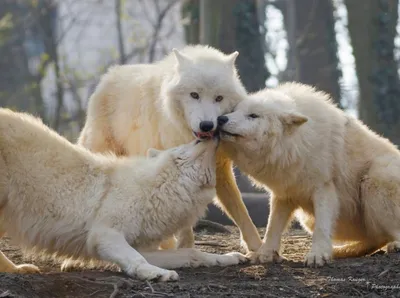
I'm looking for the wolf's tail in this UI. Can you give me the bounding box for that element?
[333,241,385,258]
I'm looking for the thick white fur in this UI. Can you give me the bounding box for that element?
[0,109,246,281]
[78,45,261,252]
[220,82,400,267]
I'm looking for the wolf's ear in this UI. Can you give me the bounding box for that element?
[172,48,192,69]
[280,112,308,128]
[147,148,162,158]
[225,51,239,66]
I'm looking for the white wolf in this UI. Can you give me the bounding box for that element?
[78,45,261,252]
[0,109,246,281]
[218,82,400,267]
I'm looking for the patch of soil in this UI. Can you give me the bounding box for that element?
[1,228,400,298]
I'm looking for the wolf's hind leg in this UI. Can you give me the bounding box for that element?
[159,236,177,250]
[176,226,195,248]
[0,232,40,273]
[360,161,400,254]
[387,241,400,253]
[0,251,40,273]
[386,231,400,253]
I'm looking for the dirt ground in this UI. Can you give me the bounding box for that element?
[1,227,400,298]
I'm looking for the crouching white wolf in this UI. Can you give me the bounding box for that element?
[0,109,246,281]
[218,82,400,267]
[78,45,262,252]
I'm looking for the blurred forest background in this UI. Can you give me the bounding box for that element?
[1,0,400,195]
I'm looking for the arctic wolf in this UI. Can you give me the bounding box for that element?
[0,109,246,281]
[218,82,400,267]
[78,45,261,252]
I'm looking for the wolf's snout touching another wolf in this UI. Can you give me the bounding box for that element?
[78,45,262,252]
[0,109,247,281]
[219,82,400,267]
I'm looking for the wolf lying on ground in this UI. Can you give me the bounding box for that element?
[0,109,246,281]
[78,45,261,253]
[218,82,400,267]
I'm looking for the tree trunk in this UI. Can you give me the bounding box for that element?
[0,1,37,111]
[37,0,64,130]
[280,0,342,106]
[115,0,126,64]
[345,0,400,144]
[198,0,269,192]
[181,0,200,44]
[199,0,269,92]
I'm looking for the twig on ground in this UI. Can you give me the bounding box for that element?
[88,289,108,296]
[74,276,133,298]
[144,280,173,297]
[109,282,120,298]
[378,268,390,277]
[145,280,155,293]
[194,240,228,247]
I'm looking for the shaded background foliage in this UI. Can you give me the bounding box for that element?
[1,0,400,193]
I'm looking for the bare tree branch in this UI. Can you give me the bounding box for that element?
[147,0,179,63]
[115,0,126,64]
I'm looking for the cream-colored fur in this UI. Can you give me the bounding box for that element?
[78,45,261,252]
[0,109,246,281]
[219,82,400,267]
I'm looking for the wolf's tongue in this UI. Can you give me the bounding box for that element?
[195,131,214,139]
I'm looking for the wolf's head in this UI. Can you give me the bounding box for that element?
[147,135,219,187]
[161,46,247,140]
[218,89,308,162]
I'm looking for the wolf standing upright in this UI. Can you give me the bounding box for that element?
[218,82,400,267]
[78,45,262,252]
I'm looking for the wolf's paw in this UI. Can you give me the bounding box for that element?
[304,250,331,268]
[15,264,41,274]
[387,241,400,253]
[247,248,285,264]
[214,252,248,266]
[132,263,179,282]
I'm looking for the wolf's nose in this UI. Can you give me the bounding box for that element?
[217,115,229,126]
[199,121,214,132]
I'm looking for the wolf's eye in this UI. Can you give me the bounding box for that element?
[215,95,223,102]
[248,113,259,119]
[190,92,199,99]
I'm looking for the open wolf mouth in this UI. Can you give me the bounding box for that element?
[193,131,216,139]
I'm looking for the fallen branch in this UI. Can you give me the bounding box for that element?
[194,220,232,234]
[74,276,133,298]
[194,240,228,247]
[144,280,173,297]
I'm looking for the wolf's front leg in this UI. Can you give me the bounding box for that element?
[215,152,262,253]
[248,195,295,264]
[141,248,247,269]
[305,182,339,267]
[88,228,179,281]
